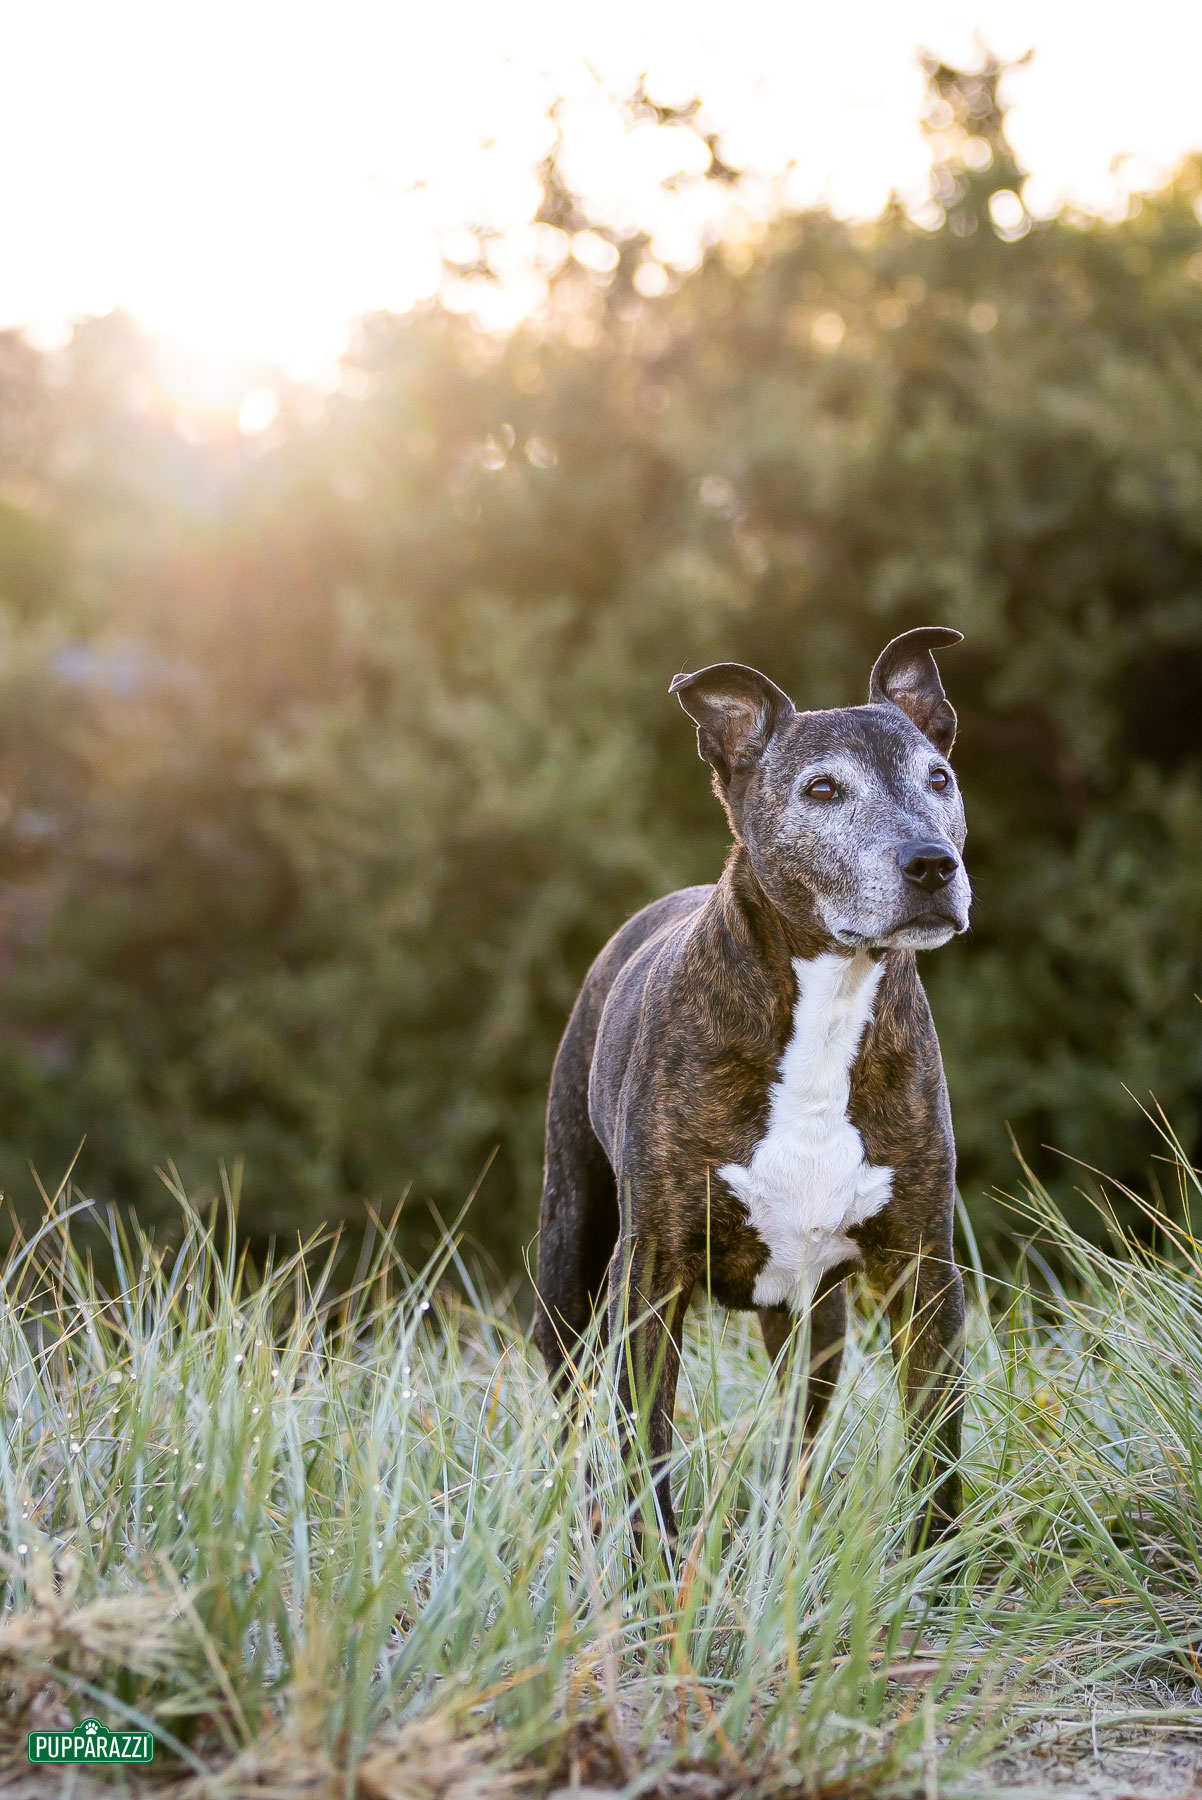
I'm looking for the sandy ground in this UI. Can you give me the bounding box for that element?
[0,1710,1199,1799]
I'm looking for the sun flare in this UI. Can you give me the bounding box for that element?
[3,0,1202,380]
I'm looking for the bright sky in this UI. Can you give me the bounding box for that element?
[3,0,1201,379]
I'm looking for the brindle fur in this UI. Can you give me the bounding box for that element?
[534,629,969,1548]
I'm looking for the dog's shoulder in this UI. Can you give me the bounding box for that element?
[583,889,713,1152]
[603,886,713,974]
[590,888,711,1037]
[554,886,711,1040]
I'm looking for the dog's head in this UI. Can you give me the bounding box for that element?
[671,627,971,950]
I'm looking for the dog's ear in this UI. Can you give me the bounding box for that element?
[669,663,795,785]
[868,626,962,753]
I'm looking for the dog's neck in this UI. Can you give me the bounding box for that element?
[719,840,843,968]
[683,842,868,1056]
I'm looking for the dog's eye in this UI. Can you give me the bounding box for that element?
[804,776,839,800]
[930,767,951,792]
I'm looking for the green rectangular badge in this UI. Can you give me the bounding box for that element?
[28,1718,154,1763]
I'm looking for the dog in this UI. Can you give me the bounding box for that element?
[534,627,971,1548]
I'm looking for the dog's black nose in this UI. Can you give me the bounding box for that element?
[899,841,959,893]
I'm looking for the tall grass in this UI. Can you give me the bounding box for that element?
[0,1154,1199,1796]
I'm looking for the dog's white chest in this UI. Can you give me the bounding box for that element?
[719,950,893,1310]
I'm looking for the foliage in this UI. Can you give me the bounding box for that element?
[2,57,1202,1256]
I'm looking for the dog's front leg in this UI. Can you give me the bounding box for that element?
[758,1272,848,1488]
[868,1243,965,1548]
[607,1214,691,1552]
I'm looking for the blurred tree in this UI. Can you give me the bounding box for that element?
[920,47,1031,238]
[1,54,1202,1262]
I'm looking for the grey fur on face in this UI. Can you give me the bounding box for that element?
[749,709,970,949]
[671,626,971,952]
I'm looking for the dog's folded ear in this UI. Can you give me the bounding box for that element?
[670,663,796,785]
[868,626,962,754]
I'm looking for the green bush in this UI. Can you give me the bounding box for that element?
[2,58,1202,1260]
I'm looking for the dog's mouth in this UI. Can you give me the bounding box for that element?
[833,905,967,951]
[905,904,964,931]
[882,905,967,948]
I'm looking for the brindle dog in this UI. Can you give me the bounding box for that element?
[534,627,971,1547]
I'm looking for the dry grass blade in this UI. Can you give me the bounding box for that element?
[0,1553,182,1706]
[357,1719,528,1800]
